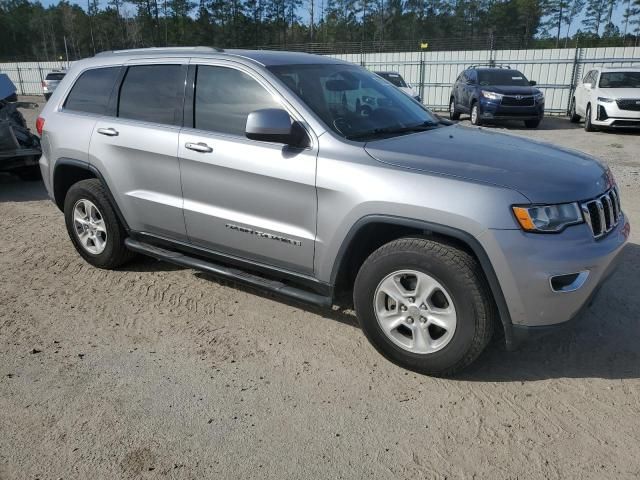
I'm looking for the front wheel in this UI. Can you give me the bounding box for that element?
[64,179,135,269]
[353,238,495,376]
[449,98,460,120]
[470,103,482,126]
[524,118,541,129]
[584,104,597,132]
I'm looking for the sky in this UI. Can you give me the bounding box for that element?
[39,0,629,38]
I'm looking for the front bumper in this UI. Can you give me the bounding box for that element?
[592,101,640,128]
[479,98,544,121]
[479,215,630,347]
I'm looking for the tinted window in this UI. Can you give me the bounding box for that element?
[194,66,281,136]
[377,72,407,88]
[478,69,529,86]
[584,71,594,84]
[119,65,184,125]
[64,67,120,115]
[599,71,640,88]
[46,72,65,81]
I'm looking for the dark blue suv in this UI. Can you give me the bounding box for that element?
[449,66,545,128]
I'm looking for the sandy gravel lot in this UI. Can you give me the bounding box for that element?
[1,98,639,479]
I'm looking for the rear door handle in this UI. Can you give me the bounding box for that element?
[97,127,119,137]
[185,142,213,153]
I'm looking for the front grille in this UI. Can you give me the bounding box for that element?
[580,187,622,239]
[616,98,640,111]
[500,95,534,106]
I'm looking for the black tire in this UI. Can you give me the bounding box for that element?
[44,93,51,101]
[524,118,541,129]
[64,179,135,269]
[470,102,482,126]
[449,97,460,120]
[569,98,580,123]
[353,237,496,376]
[15,166,42,181]
[584,104,597,132]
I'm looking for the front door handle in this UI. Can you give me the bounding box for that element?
[97,127,119,137]
[185,142,213,153]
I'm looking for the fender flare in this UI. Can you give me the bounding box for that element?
[53,158,130,232]
[329,215,515,348]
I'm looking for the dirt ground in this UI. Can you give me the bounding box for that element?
[1,97,639,479]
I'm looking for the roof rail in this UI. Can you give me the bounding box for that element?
[95,46,223,57]
[469,64,511,69]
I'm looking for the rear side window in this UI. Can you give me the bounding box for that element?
[194,66,280,136]
[118,65,184,125]
[64,67,120,115]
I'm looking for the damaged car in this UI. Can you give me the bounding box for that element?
[0,73,41,180]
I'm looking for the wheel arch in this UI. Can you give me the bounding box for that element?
[53,158,130,231]
[330,215,515,347]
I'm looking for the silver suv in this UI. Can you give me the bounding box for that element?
[38,47,630,375]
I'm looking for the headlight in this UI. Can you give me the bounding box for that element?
[481,90,503,101]
[512,203,583,233]
[534,92,544,102]
[597,97,614,103]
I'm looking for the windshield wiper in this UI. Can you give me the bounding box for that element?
[346,121,440,141]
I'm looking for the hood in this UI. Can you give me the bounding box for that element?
[364,124,611,204]
[481,85,539,96]
[597,87,640,99]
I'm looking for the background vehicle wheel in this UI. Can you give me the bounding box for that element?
[524,118,541,129]
[449,98,460,120]
[569,98,580,123]
[64,179,135,269]
[584,104,597,132]
[470,102,482,126]
[353,237,495,376]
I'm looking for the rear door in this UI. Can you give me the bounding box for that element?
[178,62,318,274]
[89,61,188,241]
[575,70,594,116]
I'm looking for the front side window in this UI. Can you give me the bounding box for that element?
[269,63,439,141]
[118,65,184,125]
[599,71,640,88]
[478,69,530,86]
[64,67,120,115]
[194,66,281,136]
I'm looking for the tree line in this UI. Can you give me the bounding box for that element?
[1,0,639,61]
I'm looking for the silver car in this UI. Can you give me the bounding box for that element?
[42,70,66,100]
[37,47,629,375]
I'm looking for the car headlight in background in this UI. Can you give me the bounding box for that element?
[534,92,545,103]
[512,203,583,232]
[481,90,503,101]
[597,97,614,103]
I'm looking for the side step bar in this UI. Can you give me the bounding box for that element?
[124,238,333,307]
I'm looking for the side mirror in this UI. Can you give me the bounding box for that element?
[529,80,537,86]
[245,108,307,147]
[583,82,592,89]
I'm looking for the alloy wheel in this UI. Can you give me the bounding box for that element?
[73,199,108,254]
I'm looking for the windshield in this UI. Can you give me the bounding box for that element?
[599,72,640,88]
[477,70,529,86]
[268,64,439,141]
[376,72,408,88]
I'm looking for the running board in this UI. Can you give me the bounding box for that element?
[124,238,333,307]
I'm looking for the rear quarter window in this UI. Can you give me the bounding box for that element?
[64,67,121,115]
[45,73,65,81]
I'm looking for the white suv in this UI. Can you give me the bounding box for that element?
[570,67,640,131]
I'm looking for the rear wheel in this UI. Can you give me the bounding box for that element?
[584,104,597,132]
[353,238,495,376]
[569,98,580,123]
[64,179,135,269]
[470,102,482,126]
[449,98,460,120]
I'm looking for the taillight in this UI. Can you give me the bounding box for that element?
[36,116,45,136]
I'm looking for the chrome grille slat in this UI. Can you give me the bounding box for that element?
[580,187,623,239]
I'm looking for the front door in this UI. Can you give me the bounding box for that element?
[179,62,317,274]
